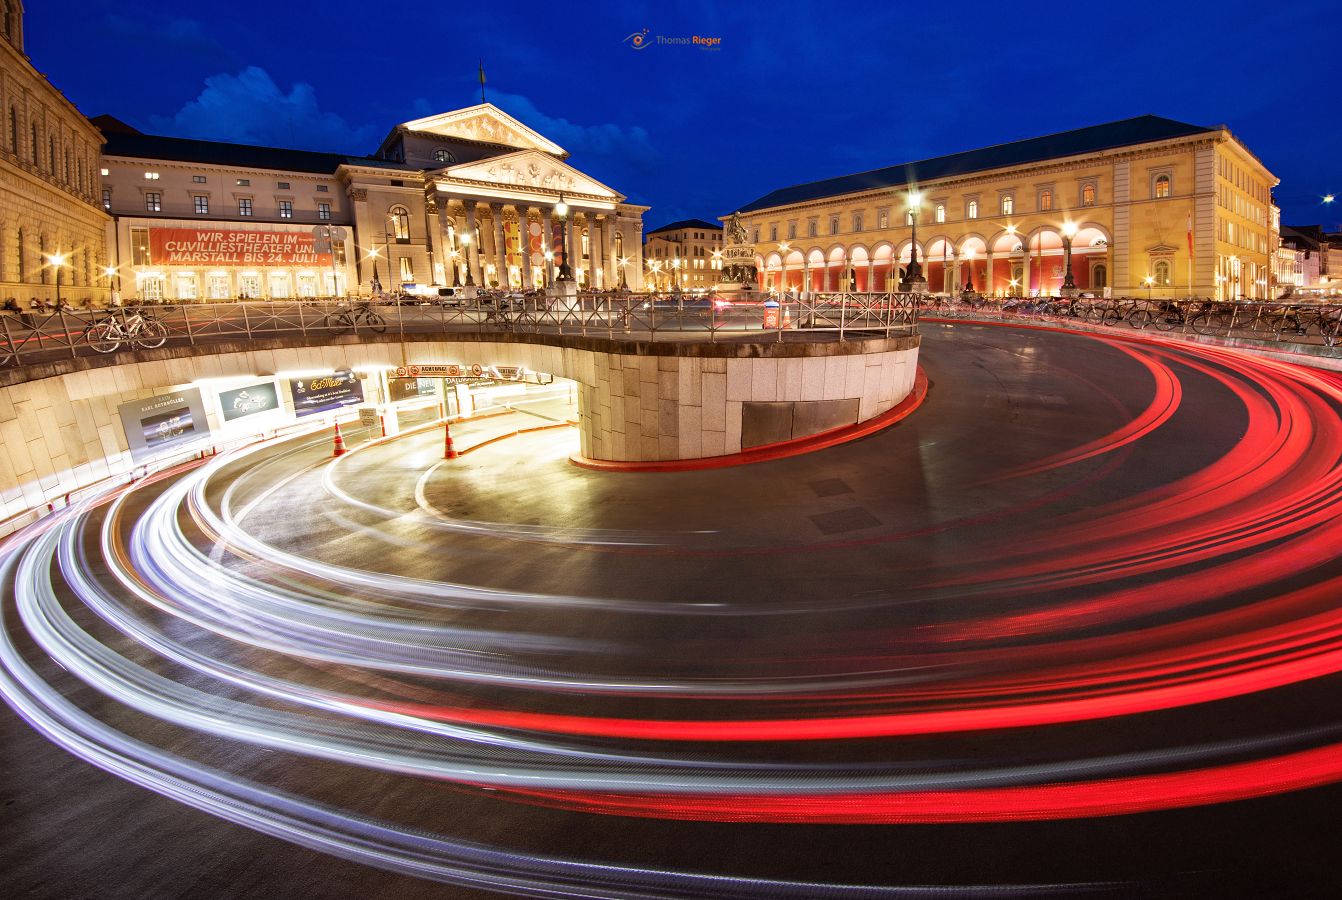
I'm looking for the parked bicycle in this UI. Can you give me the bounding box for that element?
[482,299,540,333]
[83,307,169,353]
[324,301,387,334]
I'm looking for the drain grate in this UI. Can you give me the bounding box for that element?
[809,506,881,535]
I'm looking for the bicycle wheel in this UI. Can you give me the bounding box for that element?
[134,319,168,349]
[1191,313,1228,336]
[1101,306,1125,327]
[1153,311,1180,332]
[1127,309,1153,330]
[84,322,122,353]
[1085,304,1109,325]
[513,313,539,334]
[363,312,387,334]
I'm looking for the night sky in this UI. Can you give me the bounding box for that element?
[30,0,1340,232]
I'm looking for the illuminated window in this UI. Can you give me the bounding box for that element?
[935,204,946,223]
[318,202,331,220]
[193,195,209,214]
[1154,260,1171,285]
[852,213,863,232]
[1082,184,1096,206]
[769,224,777,241]
[390,206,411,241]
[102,188,111,211]
[1040,189,1053,211]
[787,222,796,239]
[878,210,889,229]
[433,148,455,163]
[967,199,978,219]
[279,200,293,218]
[1154,174,1171,198]
[238,198,253,216]
[399,256,414,283]
[145,192,161,212]
[1001,195,1014,216]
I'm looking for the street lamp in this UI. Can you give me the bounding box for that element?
[47,252,66,305]
[543,249,554,287]
[448,249,461,287]
[1060,221,1079,298]
[962,247,976,294]
[618,256,629,291]
[554,194,573,282]
[366,248,382,294]
[460,231,475,286]
[1144,274,1155,300]
[899,191,928,293]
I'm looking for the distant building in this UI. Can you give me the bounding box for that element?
[97,103,648,301]
[1,1,112,306]
[643,218,722,290]
[733,115,1278,300]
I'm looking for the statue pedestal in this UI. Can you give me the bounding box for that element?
[899,278,929,294]
[546,280,578,300]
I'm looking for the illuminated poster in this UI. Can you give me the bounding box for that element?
[549,219,565,270]
[387,377,436,403]
[528,220,544,256]
[149,228,333,267]
[503,220,522,270]
[288,371,365,417]
[218,381,279,422]
[118,388,211,463]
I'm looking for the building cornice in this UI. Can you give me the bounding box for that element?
[0,40,105,146]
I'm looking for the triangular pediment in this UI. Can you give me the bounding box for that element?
[440,150,621,201]
[1147,243,1180,254]
[400,104,566,156]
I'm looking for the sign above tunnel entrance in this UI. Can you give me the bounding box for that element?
[395,364,527,381]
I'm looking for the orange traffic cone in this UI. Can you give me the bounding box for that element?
[783,306,793,329]
[443,420,459,459]
[332,421,347,457]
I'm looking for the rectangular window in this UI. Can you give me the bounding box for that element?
[399,256,414,283]
[238,198,253,217]
[194,195,209,214]
[145,192,161,212]
[102,189,111,211]
[935,204,946,223]
[830,216,839,235]
[236,178,250,186]
[192,175,207,183]
[279,200,293,219]
[852,213,863,232]
[278,182,290,190]
[316,185,329,193]
[878,210,889,229]
[130,227,151,266]
[1001,195,1014,216]
[787,222,796,239]
[769,224,777,241]
[318,202,331,220]
[967,200,978,219]
[807,220,817,237]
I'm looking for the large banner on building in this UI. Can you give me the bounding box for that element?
[149,228,333,267]
[503,220,522,271]
[218,381,279,423]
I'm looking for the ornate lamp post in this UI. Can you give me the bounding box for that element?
[555,194,573,282]
[366,248,381,294]
[543,250,554,287]
[962,247,976,294]
[1060,221,1079,298]
[899,191,928,293]
[47,252,66,306]
[460,232,475,286]
[618,256,630,291]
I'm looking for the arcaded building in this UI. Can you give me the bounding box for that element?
[0,1,112,306]
[735,115,1276,300]
[98,103,648,302]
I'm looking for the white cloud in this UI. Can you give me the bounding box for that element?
[148,67,378,152]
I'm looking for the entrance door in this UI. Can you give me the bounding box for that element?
[239,274,261,300]
[208,274,230,300]
[1012,266,1024,296]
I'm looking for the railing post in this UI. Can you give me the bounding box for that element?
[2,313,17,366]
[58,309,77,359]
[182,304,195,345]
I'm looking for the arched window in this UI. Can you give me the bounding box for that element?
[1001,195,1014,216]
[432,148,455,163]
[1154,174,1171,198]
[1154,260,1171,285]
[1040,189,1053,211]
[935,204,946,223]
[1082,184,1096,206]
[614,232,623,260]
[967,199,978,219]
[1092,263,1107,288]
[7,107,15,154]
[389,206,410,241]
[581,229,589,257]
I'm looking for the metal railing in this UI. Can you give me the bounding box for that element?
[918,295,1342,353]
[0,290,920,370]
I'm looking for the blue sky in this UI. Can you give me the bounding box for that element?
[30,0,1341,231]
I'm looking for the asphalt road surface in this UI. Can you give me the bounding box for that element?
[4,321,1342,899]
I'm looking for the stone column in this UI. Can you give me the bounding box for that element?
[542,207,554,285]
[564,214,575,280]
[866,261,875,293]
[952,254,962,293]
[519,208,533,289]
[601,215,616,287]
[591,215,605,289]
[984,252,994,295]
[1020,249,1031,297]
[427,199,446,285]
[490,203,506,288]
[466,202,483,285]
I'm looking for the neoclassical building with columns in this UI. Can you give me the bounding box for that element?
[98,103,646,302]
[734,115,1276,301]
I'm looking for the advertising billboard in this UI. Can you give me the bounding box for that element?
[217,381,279,423]
[387,376,437,403]
[288,371,364,417]
[117,387,211,463]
